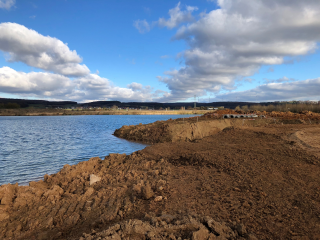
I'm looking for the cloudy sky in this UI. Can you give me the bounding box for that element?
[0,0,320,103]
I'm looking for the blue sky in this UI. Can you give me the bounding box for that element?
[0,0,320,103]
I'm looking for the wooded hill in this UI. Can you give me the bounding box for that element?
[0,98,261,109]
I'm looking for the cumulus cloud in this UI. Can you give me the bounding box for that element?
[133,20,151,34]
[158,2,198,29]
[0,23,90,77]
[134,2,198,34]
[0,67,165,102]
[213,78,320,102]
[0,0,15,10]
[0,66,73,97]
[157,0,320,101]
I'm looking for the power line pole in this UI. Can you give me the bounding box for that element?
[194,95,196,109]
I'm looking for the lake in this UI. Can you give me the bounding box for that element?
[0,114,195,186]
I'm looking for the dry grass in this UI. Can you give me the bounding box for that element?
[0,108,210,116]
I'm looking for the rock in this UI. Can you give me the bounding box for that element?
[192,228,209,240]
[132,184,142,194]
[0,212,9,222]
[46,217,54,228]
[65,212,80,226]
[147,231,156,238]
[90,174,101,185]
[142,183,154,200]
[83,187,95,198]
[235,223,247,236]
[247,234,258,240]
[242,201,250,208]
[154,196,163,202]
[43,185,64,199]
[204,217,236,239]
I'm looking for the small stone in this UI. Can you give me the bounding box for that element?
[147,231,156,238]
[242,201,250,208]
[235,223,247,236]
[169,234,176,240]
[192,228,209,240]
[234,187,241,192]
[0,212,9,222]
[142,183,154,200]
[158,186,164,191]
[154,196,163,202]
[247,234,258,240]
[90,174,101,185]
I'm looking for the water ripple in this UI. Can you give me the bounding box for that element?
[0,114,195,186]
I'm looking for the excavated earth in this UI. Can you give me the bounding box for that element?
[1,115,320,240]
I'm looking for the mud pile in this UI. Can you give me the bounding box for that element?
[114,110,320,144]
[114,119,237,144]
[213,110,320,121]
[1,120,320,239]
[81,214,245,240]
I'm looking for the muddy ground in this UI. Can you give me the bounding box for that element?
[1,115,320,239]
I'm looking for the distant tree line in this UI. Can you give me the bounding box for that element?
[0,102,21,109]
[235,103,320,113]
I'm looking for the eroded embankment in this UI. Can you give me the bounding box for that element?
[1,119,320,239]
[114,119,253,144]
[114,110,320,144]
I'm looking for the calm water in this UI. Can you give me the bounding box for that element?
[0,114,195,186]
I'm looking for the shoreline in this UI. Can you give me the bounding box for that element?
[0,109,208,116]
[1,112,320,239]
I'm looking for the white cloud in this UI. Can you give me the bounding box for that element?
[0,0,15,10]
[0,66,73,97]
[213,78,320,102]
[157,0,320,101]
[133,20,151,34]
[158,2,198,29]
[134,2,198,34]
[263,76,297,84]
[0,22,90,77]
[0,67,166,102]
[127,82,143,91]
[0,23,169,102]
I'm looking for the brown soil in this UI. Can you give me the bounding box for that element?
[1,117,320,239]
[114,110,320,144]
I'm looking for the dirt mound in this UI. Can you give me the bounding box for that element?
[0,153,174,239]
[203,109,320,121]
[1,122,320,239]
[81,214,245,240]
[114,119,257,144]
[254,110,320,121]
[215,109,238,115]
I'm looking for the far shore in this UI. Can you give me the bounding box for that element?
[0,109,210,116]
